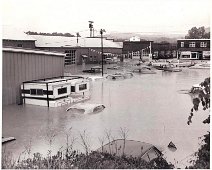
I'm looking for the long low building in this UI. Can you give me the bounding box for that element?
[3,26,123,66]
[2,47,65,105]
[31,35,123,65]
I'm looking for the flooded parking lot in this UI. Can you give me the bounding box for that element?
[2,63,210,167]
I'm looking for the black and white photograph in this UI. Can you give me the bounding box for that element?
[1,0,211,169]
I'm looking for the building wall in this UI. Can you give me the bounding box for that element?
[2,51,64,105]
[37,47,122,65]
[123,41,152,54]
[177,39,210,49]
[77,47,122,64]
[177,39,210,60]
[3,40,36,49]
[152,43,177,59]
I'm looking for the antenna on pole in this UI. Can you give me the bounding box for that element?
[88,21,94,37]
[76,32,80,46]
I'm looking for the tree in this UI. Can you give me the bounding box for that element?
[185,26,210,39]
[187,77,210,169]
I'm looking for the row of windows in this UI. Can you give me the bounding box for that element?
[181,42,208,48]
[30,88,67,96]
[65,50,76,65]
[30,89,43,95]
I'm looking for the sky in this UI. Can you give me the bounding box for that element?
[1,0,211,35]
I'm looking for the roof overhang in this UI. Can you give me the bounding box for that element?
[3,47,65,57]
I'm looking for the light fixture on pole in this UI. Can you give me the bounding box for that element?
[100,29,106,77]
[88,21,94,37]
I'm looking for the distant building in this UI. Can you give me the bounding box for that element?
[123,40,153,59]
[2,26,36,48]
[177,39,210,60]
[129,36,141,42]
[152,42,177,59]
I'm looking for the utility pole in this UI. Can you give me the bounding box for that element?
[149,41,152,62]
[88,21,94,37]
[100,29,106,77]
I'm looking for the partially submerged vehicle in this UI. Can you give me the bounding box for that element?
[162,64,182,72]
[21,76,90,107]
[132,66,156,74]
[66,103,105,114]
[83,66,102,73]
[107,65,121,70]
[189,63,210,69]
[170,60,195,67]
[96,139,162,162]
[106,72,133,80]
[2,137,16,144]
[189,84,203,94]
[86,76,105,82]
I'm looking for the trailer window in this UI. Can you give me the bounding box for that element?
[37,89,43,95]
[30,89,36,95]
[71,86,75,92]
[58,87,67,95]
[79,84,87,91]
[30,89,43,95]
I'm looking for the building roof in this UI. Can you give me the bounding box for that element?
[2,26,36,41]
[31,35,123,48]
[177,39,210,41]
[3,47,65,56]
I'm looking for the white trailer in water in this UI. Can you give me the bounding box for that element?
[21,76,90,107]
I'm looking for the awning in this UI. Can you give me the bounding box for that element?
[104,53,112,55]
[82,55,88,58]
[181,51,191,55]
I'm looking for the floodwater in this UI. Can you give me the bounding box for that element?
[2,62,210,168]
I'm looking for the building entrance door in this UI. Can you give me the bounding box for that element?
[191,52,198,59]
[198,51,203,60]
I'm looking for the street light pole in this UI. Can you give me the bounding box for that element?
[100,29,105,77]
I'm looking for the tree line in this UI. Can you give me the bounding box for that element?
[185,26,210,39]
[25,31,80,37]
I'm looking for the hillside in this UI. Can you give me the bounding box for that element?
[105,32,185,43]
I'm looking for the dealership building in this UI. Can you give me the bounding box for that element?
[177,39,210,60]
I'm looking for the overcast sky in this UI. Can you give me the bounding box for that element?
[2,0,211,35]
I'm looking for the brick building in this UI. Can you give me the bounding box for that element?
[177,39,210,60]
[32,35,123,65]
[152,42,177,59]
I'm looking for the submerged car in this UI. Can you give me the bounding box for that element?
[189,84,203,94]
[189,63,210,69]
[83,66,102,73]
[106,72,133,80]
[66,103,105,114]
[162,64,182,72]
[107,65,121,70]
[132,66,156,74]
[96,139,162,162]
